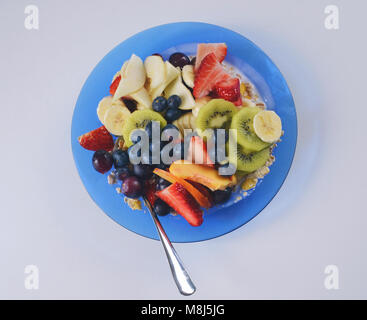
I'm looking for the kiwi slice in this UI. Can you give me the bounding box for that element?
[231,107,270,152]
[196,99,238,132]
[229,144,271,173]
[122,109,167,147]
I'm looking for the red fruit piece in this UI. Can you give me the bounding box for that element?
[193,53,230,99]
[109,75,121,95]
[188,181,213,208]
[156,183,203,227]
[78,126,114,151]
[195,43,227,72]
[187,136,215,167]
[212,78,242,106]
[144,181,157,206]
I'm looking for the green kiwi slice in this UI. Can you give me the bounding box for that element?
[229,144,271,173]
[122,109,167,147]
[231,107,270,152]
[195,99,238,132]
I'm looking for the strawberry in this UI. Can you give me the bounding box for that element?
[195,43,227,72]
[78,126,114,151]
[193,53,230,99]
[156,182,203,227]
[187,136,215,167]
[109,75,121,95]
[144,180,157,206]
[212,78,242,106]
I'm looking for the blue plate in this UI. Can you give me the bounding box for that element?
[71,22,297,243]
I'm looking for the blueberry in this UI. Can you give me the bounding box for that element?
[153,198,171,216]
[161,124,180,142]
[173,142,185,160]
[128,145,141,163]
[112,149,129,168]
[114,167,131,181]
[165,107,182,122]
[167,95,182,109]
[133,164,153,180]
[152,96,168,112]
[157,178,171,191]
[145,121,153,140]
[213,187,232,204]
[130,129,145,144]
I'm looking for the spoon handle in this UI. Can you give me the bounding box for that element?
[143,197,196,296]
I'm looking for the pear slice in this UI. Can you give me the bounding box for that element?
[164,73,195,110]
[128,87,152,110]
[113,54,146,101]
[150,61,180,99]
[144,55,166,93]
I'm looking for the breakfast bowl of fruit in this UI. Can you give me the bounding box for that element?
[71,22,297,242]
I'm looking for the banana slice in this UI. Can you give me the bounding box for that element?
[97,96,113,124]
[103,104,131,136]
[253,110,282,143]
[182,64,194,88]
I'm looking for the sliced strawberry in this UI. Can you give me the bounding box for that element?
[78,126,114,151]
[156,183,203,227]
[153,168,211,209]
[212,78,242,106]
[195,43,227,72]
[193,53,230,99]
[109,75,121,95]
[187,181,213,208]
[144,180,157,206]
[187,136,215,167]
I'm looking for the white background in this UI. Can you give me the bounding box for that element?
[0,0,366,299]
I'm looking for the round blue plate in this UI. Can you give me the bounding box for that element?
[71,22,297,243]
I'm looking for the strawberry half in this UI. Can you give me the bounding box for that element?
[195,43,227,72]
[109,75,121,95]
[156,183,203,227]
[78,126,114,151]
[187,136,215,167]
[193,53,230,99]
[212,78,242,106]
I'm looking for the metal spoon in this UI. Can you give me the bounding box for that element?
[143,196,196,296]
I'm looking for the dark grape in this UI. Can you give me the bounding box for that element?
[168,52,190,69]
[165,107,182,122]
[152,96,168,112]
[92,150,113,174]
[213,187,232,204]
[114,166,131,180]
[190,56,196,66]
[112,149,129,168]
[167,95,182,109]
[122,176,143,198]
[133,164,153,180]
[153,198,171,216]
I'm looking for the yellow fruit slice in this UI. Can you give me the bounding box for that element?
[97,96,113,124]
[253,110,282,143]
[103,104,131,136]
